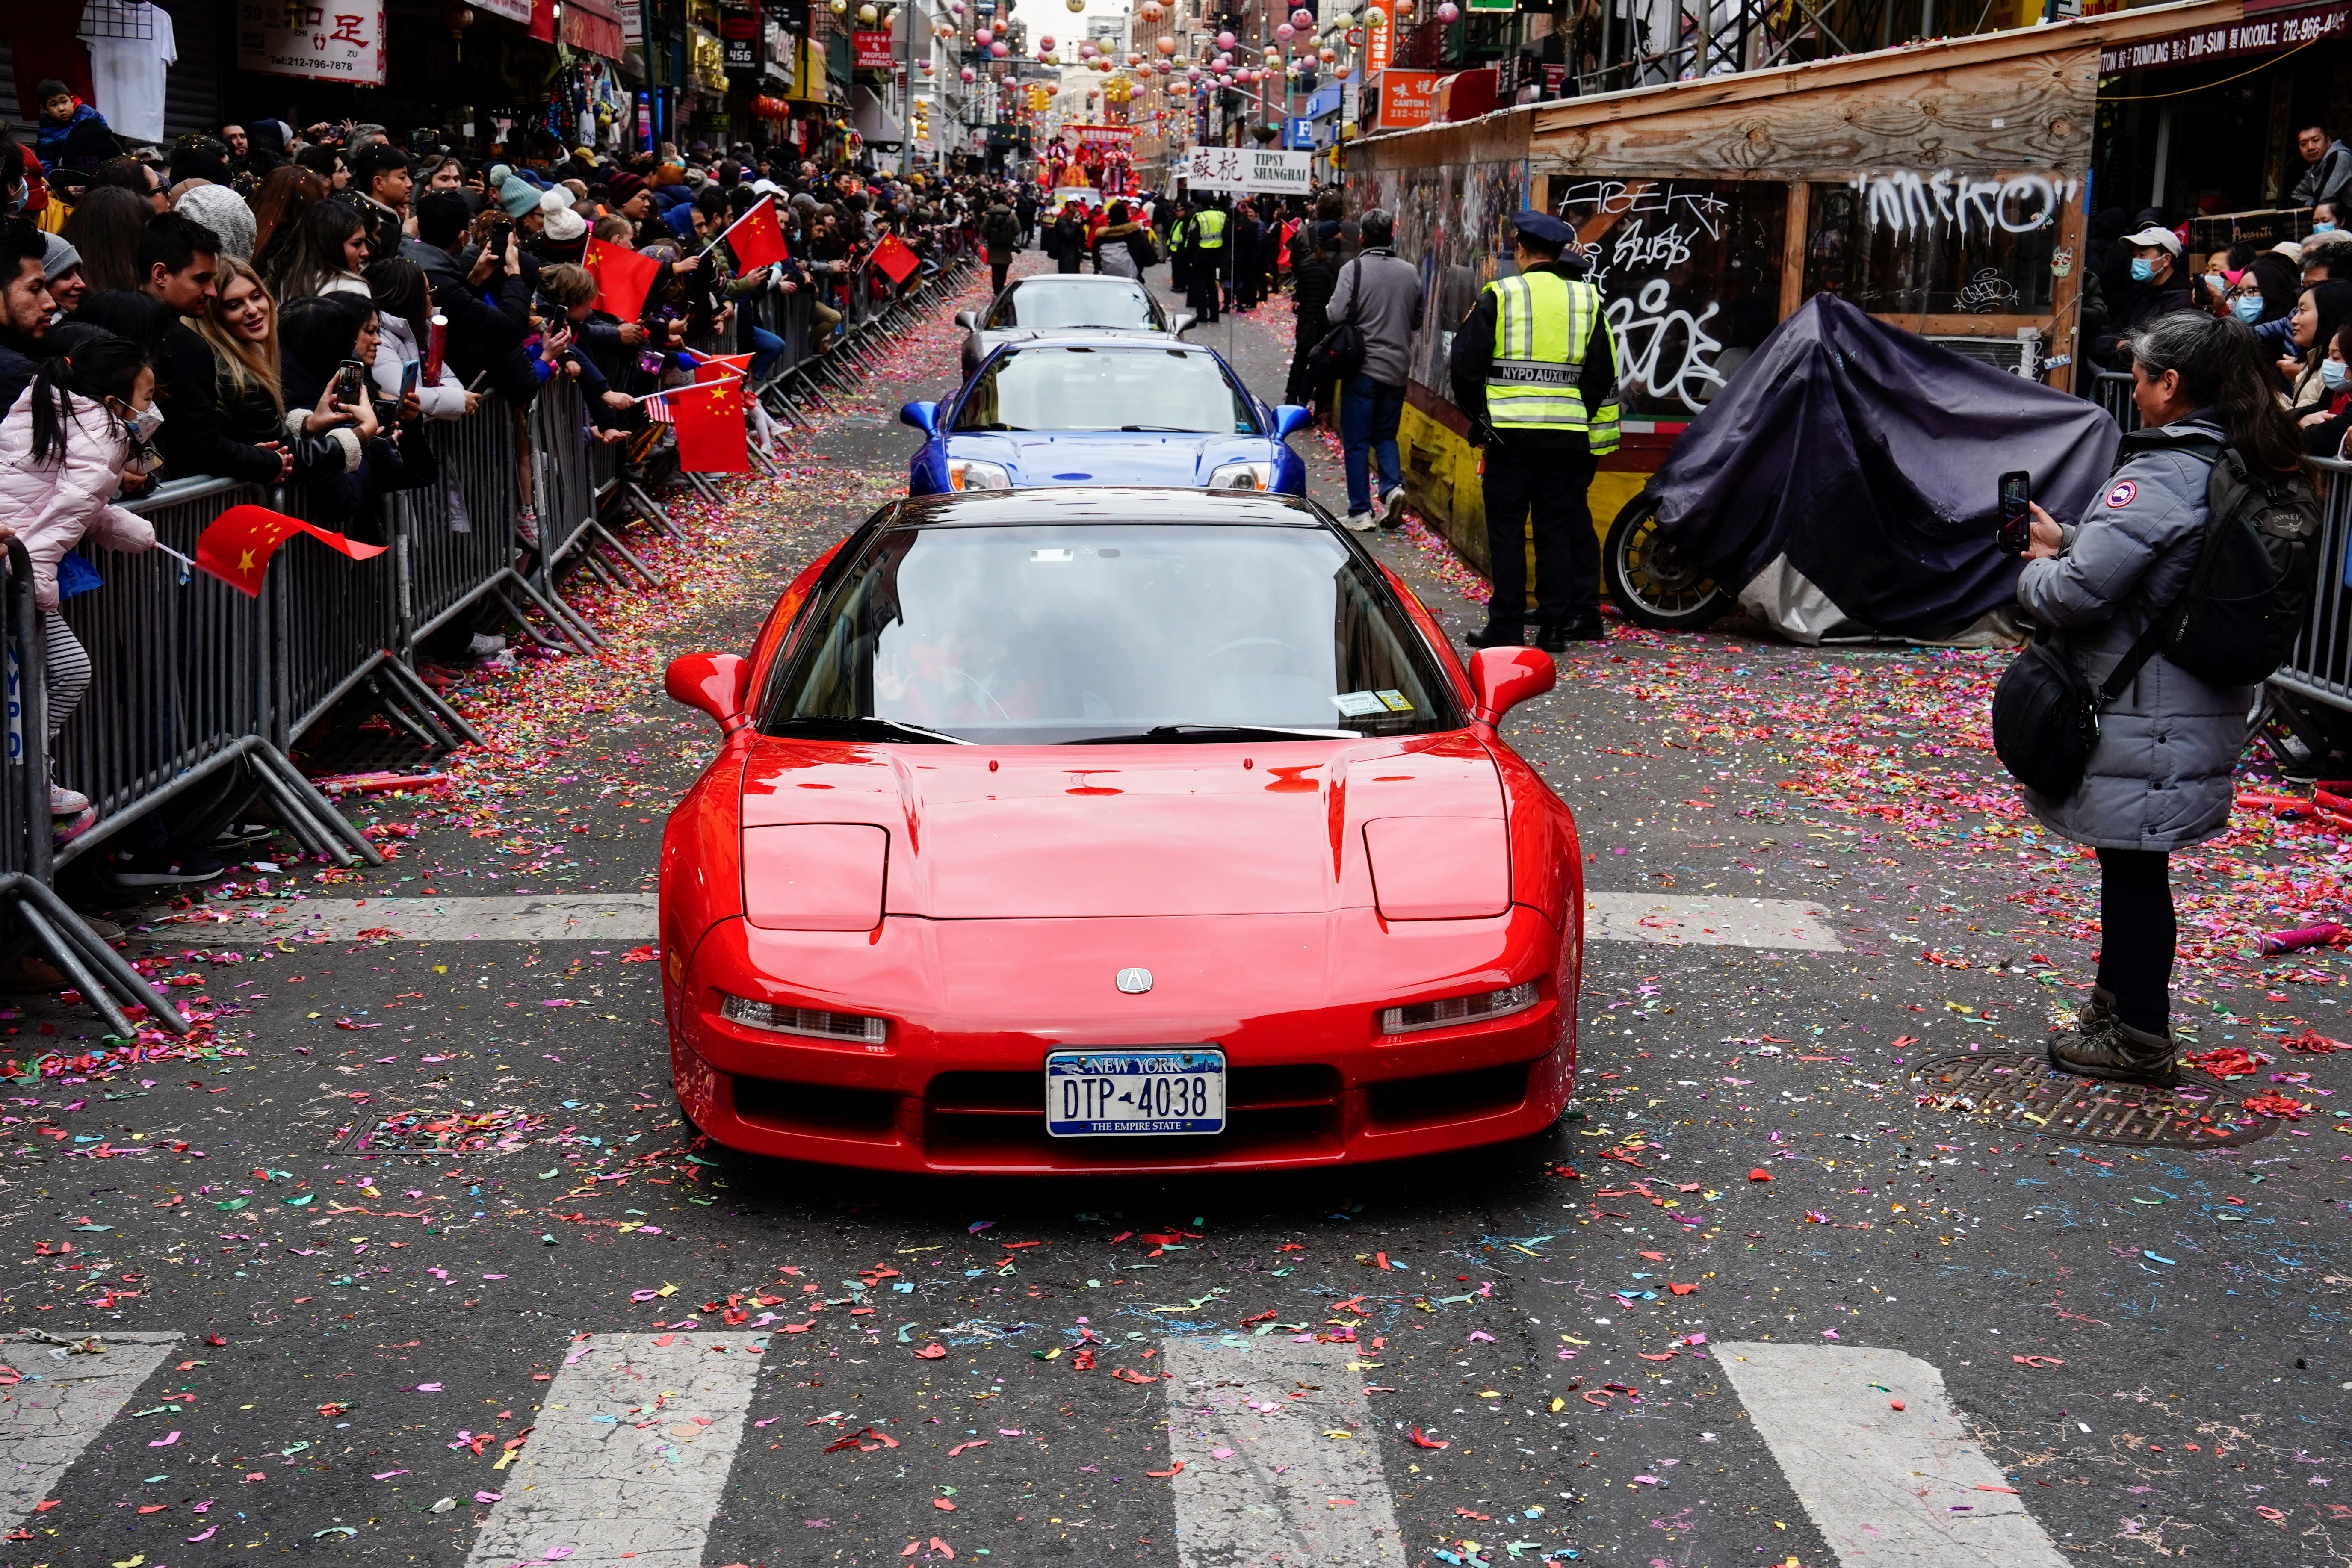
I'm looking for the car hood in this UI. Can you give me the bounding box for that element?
[942,431,1274,488]
[739,734,1504,918]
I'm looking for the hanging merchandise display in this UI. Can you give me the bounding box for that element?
[80,0,176,141]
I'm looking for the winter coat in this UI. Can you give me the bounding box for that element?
[1090,220,1153,278]
[401,239,539,408]
[213,366,361,485]
[2014,412,2257,852]
[0,390,155,610]
[372,313,470,421]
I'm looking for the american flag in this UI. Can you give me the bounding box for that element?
[644,392,675,425]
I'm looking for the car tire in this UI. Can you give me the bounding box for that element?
[1602,492,1733,632]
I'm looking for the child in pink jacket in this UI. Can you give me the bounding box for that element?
[0,337,161,827]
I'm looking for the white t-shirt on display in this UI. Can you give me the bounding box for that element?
[77,1,178,145]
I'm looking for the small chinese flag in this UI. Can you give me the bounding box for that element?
[194,504,387,599]
[584,236,662,322]
[871,233,920,285]
[717,195,789,271]
[669,378,748,474]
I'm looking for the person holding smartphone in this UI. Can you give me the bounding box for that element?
[2009,312,2305,1085]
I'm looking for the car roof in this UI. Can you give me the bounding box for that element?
[999,275,1153,289]
[983,334,1209,355]
[880,487,1333,531]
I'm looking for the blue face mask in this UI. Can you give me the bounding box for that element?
[2316,221,2340,234]
[2325,358,2349,390]
[2232,295,2267,323]
[2130,257,2158,283]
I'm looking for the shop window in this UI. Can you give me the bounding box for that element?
[1552,178,1786,417]
[1802,174,2062,318]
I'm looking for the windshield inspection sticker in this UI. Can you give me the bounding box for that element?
[1331,691,1389,717]
[1375,690,1415,712]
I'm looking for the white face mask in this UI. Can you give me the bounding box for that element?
[118,402,165,444]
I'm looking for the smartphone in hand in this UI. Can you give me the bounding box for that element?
[1997,470,2033,555]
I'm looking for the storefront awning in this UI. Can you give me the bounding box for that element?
[561,0,628,61]
[2099,0,2348,74]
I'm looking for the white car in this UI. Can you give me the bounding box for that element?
[957,275,1195,381]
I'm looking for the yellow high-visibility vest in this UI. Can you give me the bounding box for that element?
[1483,269,1619,455]
[1193,210,1227,249]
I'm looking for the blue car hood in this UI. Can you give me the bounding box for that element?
[943,431,1273,487]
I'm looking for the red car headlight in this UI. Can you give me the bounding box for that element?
[742,823,888,930]
[719,995,889,1044]
[1377,981,1539,1036]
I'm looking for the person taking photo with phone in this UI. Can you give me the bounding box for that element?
[2009,312,2306,1085]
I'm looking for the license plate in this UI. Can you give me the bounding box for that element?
[1045,1049,1226,1137]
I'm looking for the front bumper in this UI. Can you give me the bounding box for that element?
[665,909,1574,1174]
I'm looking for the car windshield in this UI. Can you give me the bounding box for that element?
[762,523,1463,744]
[951,347,1259,435]
[986,280,1162,331]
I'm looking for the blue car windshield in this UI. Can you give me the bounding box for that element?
[762,523,1463,744]
[985,279,1162,331]
[952,347,1260,435]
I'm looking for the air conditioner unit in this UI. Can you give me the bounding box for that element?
[1925,329,2042,379]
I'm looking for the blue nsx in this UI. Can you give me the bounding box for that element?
[901,336,1310,497]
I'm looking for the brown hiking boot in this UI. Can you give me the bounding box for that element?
[2048,1009,2178,1087]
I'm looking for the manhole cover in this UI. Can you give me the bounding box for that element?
[332,1108,545,1155]
[1911,1050,2279,1149]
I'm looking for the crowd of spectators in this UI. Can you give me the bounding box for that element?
[0,110,984,885]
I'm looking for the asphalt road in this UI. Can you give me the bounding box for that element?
[4,248,2348,1568]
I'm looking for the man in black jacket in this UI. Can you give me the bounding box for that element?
[2089,226,2198,371]
[0,218,51,420]
[402,191,540,408]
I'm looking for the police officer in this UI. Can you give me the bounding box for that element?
[1181,195,1227,322]
[1448,210,1621,650]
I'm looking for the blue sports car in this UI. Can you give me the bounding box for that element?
[901,336,1310,497]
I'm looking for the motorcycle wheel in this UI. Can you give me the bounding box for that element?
[1603,492,1732,631]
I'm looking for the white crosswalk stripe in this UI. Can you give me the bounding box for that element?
[0,1331,182,1534]
[146,894,659,945]
[463,1332,770,1568]
[1717,1342,2070,1568]
[1585,893,1846,950]
[1161,1335,1406,1567]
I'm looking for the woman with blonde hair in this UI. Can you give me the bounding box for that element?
[188,255,369,485]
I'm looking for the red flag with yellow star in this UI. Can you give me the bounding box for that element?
[716,195,789,271]
[871,233,920,285]
[194,504,389,599]
[584,236,662,322]
[670,378,748,474]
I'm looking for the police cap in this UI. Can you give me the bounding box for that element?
[1512,210,1575,250]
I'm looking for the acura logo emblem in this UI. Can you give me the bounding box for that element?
[1115,967,1153,994]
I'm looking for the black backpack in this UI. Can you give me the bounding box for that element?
[1304,257,1368,384]
[1991,431,2321,800]
[982,207,1019,250]
[2146,431,2323,686]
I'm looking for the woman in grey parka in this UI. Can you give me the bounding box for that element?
[2017,311,2307,1084]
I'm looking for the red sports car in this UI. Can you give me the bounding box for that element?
[658,487,1583,1174]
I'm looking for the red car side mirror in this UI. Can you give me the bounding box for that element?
[1467,645,1556,727]
[665,653,751,733]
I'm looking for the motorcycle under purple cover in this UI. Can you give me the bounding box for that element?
[1647,292,2122,638]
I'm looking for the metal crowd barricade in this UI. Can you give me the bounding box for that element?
[2090,369,2140,434]
[47,475,380,880]
[2270,454,2352,723]
[0,537,188,1038]
[4,257,984,1018]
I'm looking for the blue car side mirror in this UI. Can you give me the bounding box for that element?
[900,400,941,435]
[1271,404,1311,440]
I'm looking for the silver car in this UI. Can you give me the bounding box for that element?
[956,275,1196,382]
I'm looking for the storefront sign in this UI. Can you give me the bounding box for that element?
[1379,67,1437,128]
[854,28,894,67]
[236,0,387,84]
[616,0,644,45]
[470,0,532,22]
[1185,144,1312,194]
[1363,2,1391,71]
[564,0,628,61]
[2098,0,2349,72]
[722,3,759,71]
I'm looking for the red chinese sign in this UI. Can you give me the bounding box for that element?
[853,28,894,68]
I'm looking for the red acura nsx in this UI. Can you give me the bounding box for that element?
[658,487,1584,1174]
